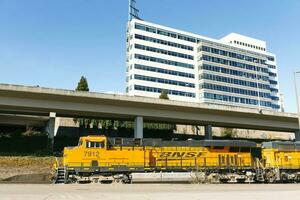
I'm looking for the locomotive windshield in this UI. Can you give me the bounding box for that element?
[86,141,105,148]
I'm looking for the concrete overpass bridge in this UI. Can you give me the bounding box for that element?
[0,84,299,140]
[0,114,48,127]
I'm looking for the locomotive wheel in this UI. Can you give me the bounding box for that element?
[296,174,300,183]
[93,179,99,183]
[280,173,289,183]
[265,171,276,183]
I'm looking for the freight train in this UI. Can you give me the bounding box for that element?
[54,135,300,184]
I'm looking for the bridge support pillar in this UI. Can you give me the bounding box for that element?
[204,125,213,140]
[134,116,143,138]
[295,130,300,141]
[45,112,57,150]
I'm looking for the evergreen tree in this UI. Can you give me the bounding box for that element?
[76,76,89,91]
[159,89,169,100]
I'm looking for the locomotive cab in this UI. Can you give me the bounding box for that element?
[63,136,108,167]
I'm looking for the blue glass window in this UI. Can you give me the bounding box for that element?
[135,44,193,60]
[134,74,195,88]
[134,54,194,69]
[134,64,194,78]
[134,85,195,97]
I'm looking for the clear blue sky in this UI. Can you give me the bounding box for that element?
[0,0,299,112]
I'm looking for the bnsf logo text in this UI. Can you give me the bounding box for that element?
[159,152,202,158]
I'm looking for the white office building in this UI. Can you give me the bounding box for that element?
[126,18,281,111]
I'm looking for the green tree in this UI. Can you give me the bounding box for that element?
[159,89,169,100]
[221,128,237,138]
[76,76,89,91]
[101,120,135,130]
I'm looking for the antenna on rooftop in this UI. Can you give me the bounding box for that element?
[128,0,141,21]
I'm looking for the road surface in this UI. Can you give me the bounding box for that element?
[0,183,300,200]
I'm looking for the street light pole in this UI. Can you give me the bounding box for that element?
[293,71,300,134]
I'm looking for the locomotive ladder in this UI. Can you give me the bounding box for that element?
[54,167,67,184]
[255,159,265,182]
[256,168,264,182]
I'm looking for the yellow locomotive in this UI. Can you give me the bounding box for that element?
[57,135,259,183]
[55,135,300,184]
[261,141,300,183]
